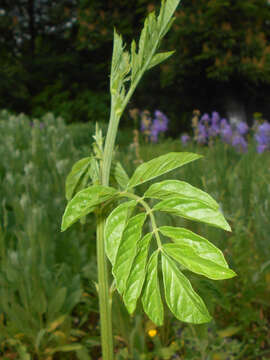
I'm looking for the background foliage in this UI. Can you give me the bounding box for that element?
[1,0,270,128]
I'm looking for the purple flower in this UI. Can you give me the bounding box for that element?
[236,121,249,135]
[149,110,169,142]
[211,111,220,125]
[257,144,268,153]
[197,122,208,144]
[220,119,232,144]
[254,121,270,153]
[181,134,190,146]
[153,110,169,132]
[208,122,220,137]
[220,118,229,127]
[200,113,210,124]
[232,135,248,152]
[150,128,159,143]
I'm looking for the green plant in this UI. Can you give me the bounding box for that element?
[61,1,235,359]
[0,111,99,358]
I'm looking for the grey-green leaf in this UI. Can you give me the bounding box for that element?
[65,157,91,201]
[113,213,146,295]
[163,243,236,280]
[128,152,202,188]
[61,185,118,231]
[114,161,130,189]
[105,200,136,265]
[123,233,152,314]
[147,51,175,70]
[145,180,219,210]
[142,251,164,326]
[161,253,212,324]
[154,197,231,231]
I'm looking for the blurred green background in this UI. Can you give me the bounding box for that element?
[1,0,270,131]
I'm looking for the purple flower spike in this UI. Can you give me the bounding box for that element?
[181,134,190,146]
[254,121,270,153]
[200,113,210,124]
[236,121,249,135]
[220,118,229,127]
[149,110,169,142]
[220,119,232,144]
[211,111,220,125]
[232,135,248,152]
[257,144,268,154]
[208,123,220,137]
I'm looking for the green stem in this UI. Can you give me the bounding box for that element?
[96,210,114,360]
[96,21,164,360]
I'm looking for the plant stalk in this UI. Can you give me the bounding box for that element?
[96,210,114,360]
[96,20,167,358]
[96,106,119,360]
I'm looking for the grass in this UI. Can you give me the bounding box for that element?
[0,110,269,359]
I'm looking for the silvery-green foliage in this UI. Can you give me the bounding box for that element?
[0,111,96,356]
[62,0,235,327]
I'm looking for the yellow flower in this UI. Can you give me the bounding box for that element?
[148,329,157,338]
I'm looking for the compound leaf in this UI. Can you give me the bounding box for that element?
[124,233,152,314]
[105,200,136,265]
[113,213,146,295]
[61,185,118,231]
[161,253,212,324]
[128,152,201,188]
[142,251,164,326]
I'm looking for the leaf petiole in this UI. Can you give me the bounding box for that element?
[119,191,162,249]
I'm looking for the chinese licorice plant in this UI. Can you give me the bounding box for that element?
[61,1,236,359]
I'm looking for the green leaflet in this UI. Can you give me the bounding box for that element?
[158,0,180,36]
[159,226,229,268]
[113,213,146,295]
[61,185,118,231]
[127,152,202,188]
[154,197,231,231]
[110,29,124,92]
[147,51,175,70]
[105,200,136,265]
[65,157,91,201]
[161,253,212,324]
[123,233,152,314]
[145,180,219,210]
[159,226,232,268]
[138,16,148,67]
[114,161,130,189]
[142,251,164,326]
[163,243,236,280]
